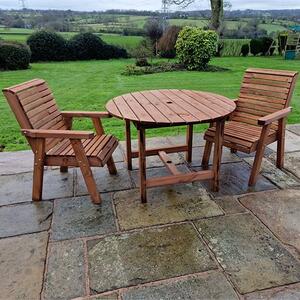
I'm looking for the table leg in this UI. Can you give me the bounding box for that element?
[212,120,225,192]
[138,127,147,203]
[125,120,132,170]
[186,125,193,163]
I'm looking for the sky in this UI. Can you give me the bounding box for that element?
[1,0,300,11]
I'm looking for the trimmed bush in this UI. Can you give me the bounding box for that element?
[27,30,68,62]
[250,38,263,56]
[158,26,181,59]
[241,44,250,57]
[175,27,218,70]
[0,42,31,70]
[69,32,108,60]
[261,37,273,56]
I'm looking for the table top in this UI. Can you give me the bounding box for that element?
[106,89,236,126]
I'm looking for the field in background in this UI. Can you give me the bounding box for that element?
[0,56,299,151]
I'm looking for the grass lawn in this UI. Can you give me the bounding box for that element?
[0,56,299,151]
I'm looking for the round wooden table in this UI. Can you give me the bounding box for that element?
[106,89,236,203]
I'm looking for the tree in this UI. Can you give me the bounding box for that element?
[144,18,164,55]
[166,0,225,33]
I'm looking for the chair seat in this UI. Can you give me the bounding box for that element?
[47,134,118,166]
[204,121,278,153]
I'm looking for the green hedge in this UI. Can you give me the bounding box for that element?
[27,31,128,62]
[0,41,31,70]
[219,39,251,57]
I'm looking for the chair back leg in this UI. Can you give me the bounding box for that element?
[107,157,117,175]
[202,141,213,169]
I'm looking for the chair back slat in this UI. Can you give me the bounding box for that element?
[232,68,298,130]
[3,79,67,152]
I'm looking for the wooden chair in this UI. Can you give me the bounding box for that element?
[3,79,119,204]
[202,68,298,186]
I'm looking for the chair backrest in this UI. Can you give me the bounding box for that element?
[3,79,67,151]
[232,68,298,130]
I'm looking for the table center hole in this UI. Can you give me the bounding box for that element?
[166,101,173,104]
[167,160,172,164]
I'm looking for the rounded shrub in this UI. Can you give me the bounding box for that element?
[250,38,263,56]
[0,42,31,70]
[241,44,250,57]
[175,27,218,70]
[69,32,107,60]
[260,37,273,55]
[27,30,68,62]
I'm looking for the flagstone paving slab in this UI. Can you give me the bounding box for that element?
[0,150,33,175]
[287,124,300,136]
[88,223,217,293]
[195,214,300,294]
[196,162,276,196]
[84,294,119,300]
[128,153,184,170]
[75,163,132,196]
[130,165,190,188]
[121,272,238,300]
[43,239,85,300]
[187,146,241,167]
[213,196,247,215]
[239,189,300,252]
[243,157,300,188]
[244,283,300,300]
[114,186,223,230]
[51,195,117,241]
[0,201,52,238]
[112,145,125,163]
[0,169,74,206]
[167,133,206,147]
[270,151,300,179]
[268,131,300,153]
[235,147,274,159]
[0,232,48,300]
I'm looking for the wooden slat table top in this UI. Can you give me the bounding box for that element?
[106,90,236,125]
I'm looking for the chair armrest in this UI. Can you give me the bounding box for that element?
[22,129,94,139]
[61,111,111,119]
[258,107,292,126]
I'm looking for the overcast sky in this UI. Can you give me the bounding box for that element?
[1,0,300,11]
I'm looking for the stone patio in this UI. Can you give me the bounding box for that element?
[1,124,300,300]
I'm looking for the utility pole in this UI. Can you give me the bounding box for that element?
[19,0,26,9]
[162,0,169,32]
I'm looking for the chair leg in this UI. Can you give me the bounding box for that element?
[202,141,213,169]
[71,140,101,204]
[32,138,45,201]
[248,124,271,186]
[276,119,286,169]
[107,157,117,175]
[186,125,193,163]
[277,137,285,169]
[60,166,68,173]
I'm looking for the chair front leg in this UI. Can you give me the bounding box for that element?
[32,138,45,201]
[276,119,286,169]
[61,116,73,173]
[71,139,101,204]
[249,124,271,186]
